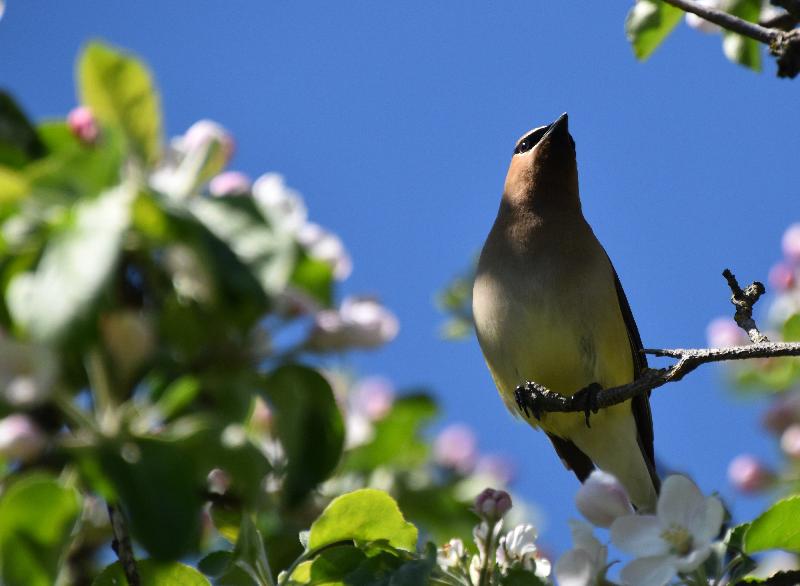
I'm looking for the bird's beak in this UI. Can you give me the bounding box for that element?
[542,112,569,142]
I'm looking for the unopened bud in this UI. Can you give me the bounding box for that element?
[728,454,773,493]
[782,224,800,264]
[474,488,512,522]
[67,106,100,144]
[780,424,800,459]
[575,470,633,528]
[209,171,251,197]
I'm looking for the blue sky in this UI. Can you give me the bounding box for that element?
[2,1,798,555]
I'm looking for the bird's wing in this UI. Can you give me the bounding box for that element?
[610,261,659,489]
[547,432,594,481]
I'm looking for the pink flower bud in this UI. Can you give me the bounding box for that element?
[780,424,800,459]
[0,414,46,462]
[769,262,796,292]
[762,394,800,434]
[209,171,251,197]
[474,488,513,522]
[352,376,394,421]
[67,106,100,144]
[297,223,353,281]
[782,224,800,264]
[434,423,477,473]
[706,317,746,348]
[728,454,773,493]
[575,470,633,528]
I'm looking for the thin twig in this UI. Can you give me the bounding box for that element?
[107,504,140,586]
[515,269,800,419]
[662,0,779,43]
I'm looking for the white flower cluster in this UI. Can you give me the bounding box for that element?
[555,471,725,586]
[436,488,550,584]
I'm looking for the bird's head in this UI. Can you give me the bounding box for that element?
[503,113,580,214]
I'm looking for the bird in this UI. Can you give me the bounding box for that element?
[472,113,659,511]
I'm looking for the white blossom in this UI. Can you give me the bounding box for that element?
[611,475,724,586]
[437,538,466,570]
[297,222,352,280]
[252,173,307,235]
[555,520,608,586]
[496,523,551,578]
[307,297,398,352]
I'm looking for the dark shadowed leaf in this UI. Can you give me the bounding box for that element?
[625,0,683,60]
[262,365,344,506]
[0,91,45,168]
[86,437,204,560]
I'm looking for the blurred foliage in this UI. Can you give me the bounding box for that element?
[0,41,531,585]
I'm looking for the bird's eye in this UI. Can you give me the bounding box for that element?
[513,126,549,155]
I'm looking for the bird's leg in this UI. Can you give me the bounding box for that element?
[514,381,545,421]
[572,382,603,428]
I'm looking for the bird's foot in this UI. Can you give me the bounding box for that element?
[573,382,603,428]
[514,382,545,421]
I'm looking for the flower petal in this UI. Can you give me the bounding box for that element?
[674,544,712,573]
[554,549,593,586]
[568,519,605,564]
[611,515,669,557]
[620,555,677,586]
[687,495,725,545]
[657,475,704,527]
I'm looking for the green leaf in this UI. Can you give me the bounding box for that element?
[0,473,81,586]
[262,365,344,506]
[290,253,334,307]
[83,437,205,560]
[219,514,271,586]
[734,570,800,585]
[625,0,683,60]
[307,489,418,552]
[721,0,762,71]
[0,91,46,169]
[7,182,134,341]
[78,41,163,165]
[345,394,437,472]
[26,122,123,197]
[92,560,211,586]
[0,166,29,204]
[189,196,297,297]
[744,496,800,553]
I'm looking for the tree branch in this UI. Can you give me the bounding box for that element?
[514,269,800,420]
[660,0,800,78]
[107,504,140,586]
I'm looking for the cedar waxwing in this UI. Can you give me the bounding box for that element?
[472,113,659,510]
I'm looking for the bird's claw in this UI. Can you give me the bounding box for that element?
[514,382,543,421]
[573,382,602,428]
